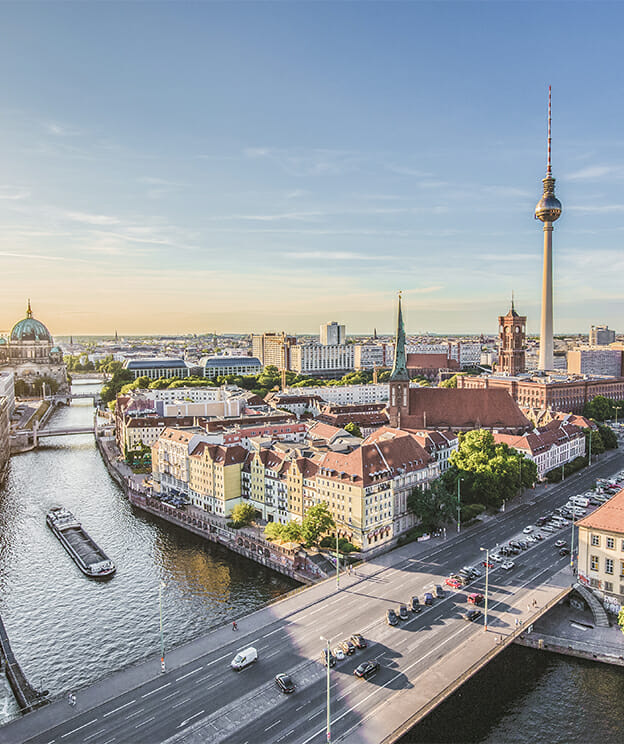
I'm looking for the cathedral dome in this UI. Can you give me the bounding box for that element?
[10,301,52,343]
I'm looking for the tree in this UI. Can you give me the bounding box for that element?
[586,427,605,457]
[583,396,616,422]
[230,502,257,526]
[301,503,335,547]
[439,374,459,388]
[618,607,624,637]
[407,480,456,532]
[344,422,363,438]
[597,423,618,450]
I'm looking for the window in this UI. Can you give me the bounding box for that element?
[606,537,615,550]
[605,558,614,575]
[604,581,613,593]
[591,534,600,547]
[590,555,599,571]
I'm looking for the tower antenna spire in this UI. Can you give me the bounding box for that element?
[547,85,552,177]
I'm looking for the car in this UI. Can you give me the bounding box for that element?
[517,541,529,550]
[467,592,483,605]
[397,604,409,621]
[534,533,545,540]
[275,673,296,694]
[350,633,367,649]
[332,647,345,661]
[321,648,336,667]
[460,609,482,622]
[526,535,537,543]
[523,525,534,534]
[434,585,445,598]
[445,577,464,589]
[491,553,504,562]
[536,516,548,526]
[481,560,494,568]
[408,596,421,613]
[509,541,521,549]
[340,639,356,655]
[354,659,380,679]
[423,592,434,605]
[559,547,570,556]
[541,525,554,533]
[555,539,566,548]
[386,608,399,625]
[501,561,515,570]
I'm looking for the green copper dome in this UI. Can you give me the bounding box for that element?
[10,301,52,343]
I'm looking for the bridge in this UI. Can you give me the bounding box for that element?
[2,451,621,744]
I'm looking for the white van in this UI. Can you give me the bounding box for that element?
[571,496,589,507]
[231,647,258,670]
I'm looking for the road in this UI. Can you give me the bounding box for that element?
[8,449,622,744]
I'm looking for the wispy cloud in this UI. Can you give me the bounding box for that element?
[0,187,30,200]
[281,250,392,261]
[567,203,624,213]
[0,251,64,261]
[44,121,81,137]
[405,286,444,294]
[242,146,362,177]
[477,253,535,262]
[567,165,622,181]
[64,211,121,225]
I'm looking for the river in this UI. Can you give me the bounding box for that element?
[1,386,623,742]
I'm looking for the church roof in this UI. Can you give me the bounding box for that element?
[10,301,52,343]
[390,293,409,382]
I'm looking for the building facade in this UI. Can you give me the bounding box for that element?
[589,325,616,346]
[251,333,296,369]
[577,488,624,602]
[200,356,262,379]
[497,301,526,376]
[320,322,346,346]
[567,348,623,378]
[123,358,190,380]
[289,344,354,377]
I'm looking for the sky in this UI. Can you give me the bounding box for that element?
[0,1,623,337]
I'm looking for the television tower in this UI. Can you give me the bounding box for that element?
[535,86,562,371]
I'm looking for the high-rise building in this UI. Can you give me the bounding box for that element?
[320,321,345,346]
[589,325,616,346]
[497,299,526,376]
[567,348,623,377]
[251,332,296,369]
[535,87,562,371]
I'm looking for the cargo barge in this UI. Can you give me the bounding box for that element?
[46,506,116,579]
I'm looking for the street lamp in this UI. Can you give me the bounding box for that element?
[320,635,332,742]
[570,501,576,574]
[159,581,166,673]
[457,478,464,533]
[335,527,340,588]
[614,405,622,427]
[480,547,489,631]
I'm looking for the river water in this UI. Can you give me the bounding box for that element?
[1,386,623,742]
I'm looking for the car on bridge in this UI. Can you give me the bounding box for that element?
[354,659,380,680]
[275,673,296,694]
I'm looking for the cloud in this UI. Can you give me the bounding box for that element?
[477,253,536,262]
[567,165,621,181]
[280,250,392,261]
[64,211,121,225]
[567,204,624,214]
[406,286,444,294]
[0,188,30,200]
[44,121,81,136]
[0,251,64,261]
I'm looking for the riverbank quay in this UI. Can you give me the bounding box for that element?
[0,614,48,713]
[95,434,322,585]
[9,397,58,454]
[514,591,624,667]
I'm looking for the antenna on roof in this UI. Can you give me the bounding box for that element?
[547,85,552,177]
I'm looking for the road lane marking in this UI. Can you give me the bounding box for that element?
[295,704,307,711]
[308,710,323,720]
[60,719,98,738]
[172,698,191,708]
[83,731,105,742]
[162,691,179,701]
[176,666,203,681]
[264,650,280,660]
[262,628,283,638]
[103,700,136,717]
[142,682,171,698]
[178,710,205,728]
[135,716,156,728]
[277,730,295,742]
[264,720,281,732]
[125,709,144,720]
[100,739,116,744]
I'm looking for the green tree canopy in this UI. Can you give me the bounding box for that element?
[301,503,335,547]
[344,422,363,438]
[597,423,618,450]
[618,607,624,637]
[407,480,456,532]
[583,396,620,422]
[230,502,257,526]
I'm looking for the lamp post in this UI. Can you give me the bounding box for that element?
[480,547,489,631]
[614,405,622,427]
[570,501,576,574]
[335,528,340,588]
[320,635,332,742]
[457,478,464,533]
[159,581,166,673]
[588,428,592,466]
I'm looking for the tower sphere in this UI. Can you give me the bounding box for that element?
[535,177,562,222]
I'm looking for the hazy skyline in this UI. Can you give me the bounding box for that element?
[1,2,623,336]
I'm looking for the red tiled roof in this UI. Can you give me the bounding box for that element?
[399,388,530,431]
[493,422,583,456]
[577,488,624,534]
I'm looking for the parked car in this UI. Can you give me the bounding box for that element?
[526,535,537,543]
[354,659,380,679]
[397,604,409,621]
[434,585,445,598]
[467,593,483,605]
[536,516,548,526]
[460,609,482,622]
[350,633,367,649]
[534,532,545,540]
[332,647,345,661]
[423,592,434,605]
[491,553,504,562]
[408,596,421,613]
[386,608,399,625]
[523,525,534,533]
[340,639,356,655]
[321,648,336,667]
[541,525,554,533]
[275,673,296,694]
[501,561,515,570]
[445,577,464,589]
[481,559,494,568]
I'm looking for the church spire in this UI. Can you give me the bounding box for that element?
[390,292,409,381]
[26,299,33,319]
